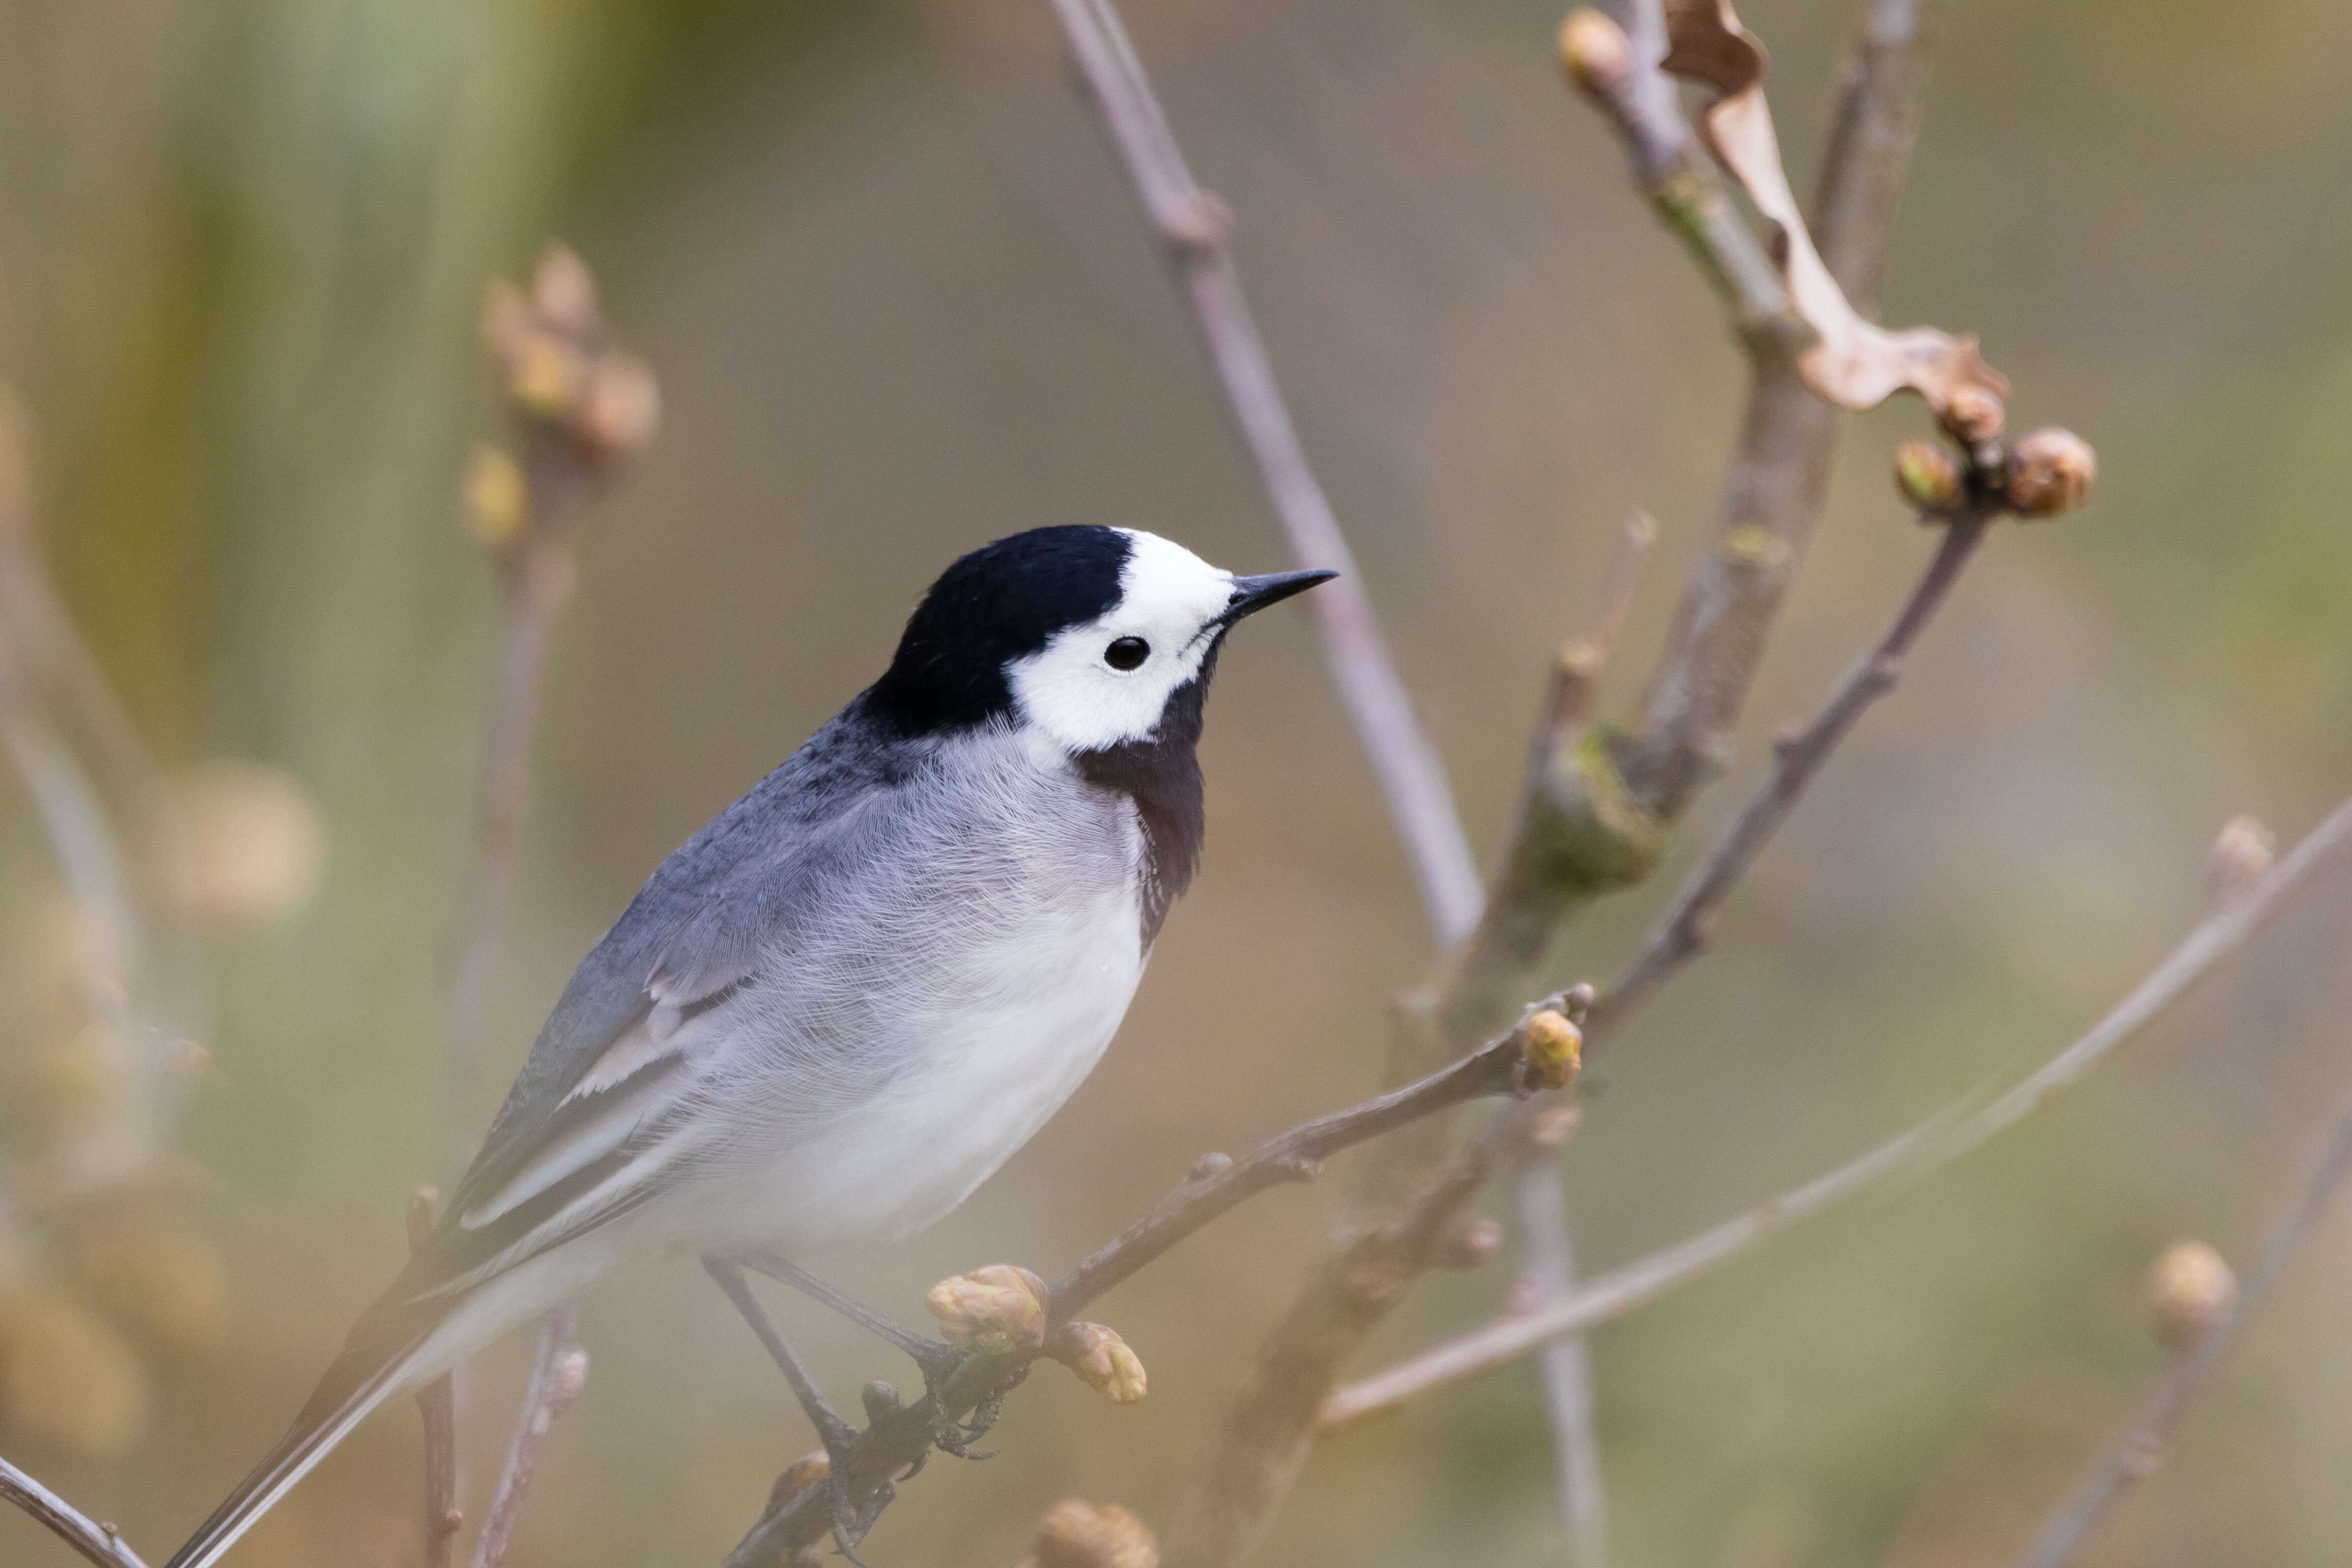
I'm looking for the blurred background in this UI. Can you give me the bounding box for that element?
[5,1,2352,1564]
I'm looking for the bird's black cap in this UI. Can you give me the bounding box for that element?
[868,525,1133,736]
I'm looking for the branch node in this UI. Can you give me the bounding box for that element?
[1157,190,1233,256]
[1274,1154,1326,1184]
[1518,728,1673,898]
[861,1381,904,1425]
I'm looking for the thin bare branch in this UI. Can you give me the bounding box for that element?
[0,1454,149,1568]
[1160,5,1952,1556]
[1513,1140,1607,1568]
[1598,0,1946,829]
[1319,790,2352,1426]
[443,244,658,1183]
[429,247,652,1567]
[1507,514,1653,1568]
[1812,0,1948,323]
[440,468,588,1187]
[408,1191,463,1568]
[469,1307,589,1568]
[2014,1078,2352,1568]
[1589,508,1989,1037]
[1053,988,1587,1322]
[716,994,1589,1567]
[1570,0,1804,363]
[1048,0,1483,944]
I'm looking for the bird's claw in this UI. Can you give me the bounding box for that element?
[804,1410,873,1558]
[899,1336,989,1457]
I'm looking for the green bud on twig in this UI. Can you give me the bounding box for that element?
[1894,439,1964,511]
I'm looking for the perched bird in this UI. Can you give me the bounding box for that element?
[168,525,1331,1568]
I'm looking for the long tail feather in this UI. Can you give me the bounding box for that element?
[163,1336,424,1568]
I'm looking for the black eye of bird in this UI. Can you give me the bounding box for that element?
[1104,636,1150,671]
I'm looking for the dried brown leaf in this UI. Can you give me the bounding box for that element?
[1660,0,2009,417]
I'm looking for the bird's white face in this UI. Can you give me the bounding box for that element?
[1007,529,1238,754]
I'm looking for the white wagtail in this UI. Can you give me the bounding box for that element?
[167,524,1332,1568]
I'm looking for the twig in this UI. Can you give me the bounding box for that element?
[1318,789,2352,1426]
[1587,509,1990,1037]
[1513,1142,1607,1568]
[443,244,658,1182]
[433,247,652,1565]
[1498,502,1974,1554]
[2014,1078,2352,1568]
[468,1306,589,1568]
[716,995,1588,1567]
[0,1453,149,1568]
[1048,0,1483,944]
[1053,990,1585,1321]
[440,458,589,1188]
[429,340,592,1568]
[409,1192,463,1568]
[1507,515,1651,1568]
[1593,0,1945,831]
[1574,0,1803,361]
[1158,5,1950,1557]
[1811,0,1948,320]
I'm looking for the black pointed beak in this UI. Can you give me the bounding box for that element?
[1216,568,1337,628]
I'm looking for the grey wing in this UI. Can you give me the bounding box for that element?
[409,711,907,1300]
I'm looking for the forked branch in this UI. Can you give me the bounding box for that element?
[1587,506,1989,1038]
[0,1457,148,1568]
[1320,789,2352,1425]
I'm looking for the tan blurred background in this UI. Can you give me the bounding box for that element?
[5,0,2352,1564]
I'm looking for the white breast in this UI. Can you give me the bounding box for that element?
[674,733,1151,1257]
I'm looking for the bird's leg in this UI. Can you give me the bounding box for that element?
[737,1251,979,1454]
[702,1257,875,1552]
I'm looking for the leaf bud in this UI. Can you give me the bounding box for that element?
[552,1344,590,1406]
[578,351,661,460]
[2149,1239,2236,1351]
[481,282,535,364]
[1520,1008,1582,1091]
[1437,1217,1503,1270]
[1558,9,1632,97]
[2005,427,2096,518]
[463,445,530,551]
[2204,814,2274,908]
[504,331,589,421]
[530,242,600,338]
[925,1264,1048,1355]
[1894,438,1963,510]
[767,1449,830,1512]
[1024,1498,1160,1568]
[1047,1321,1147,1405]
[1938,384,2006,444]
